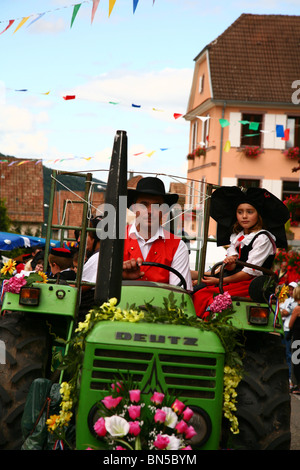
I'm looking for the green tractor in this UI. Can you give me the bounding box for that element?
[0,130,291,450]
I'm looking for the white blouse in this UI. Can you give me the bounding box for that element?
[226,230,276,277]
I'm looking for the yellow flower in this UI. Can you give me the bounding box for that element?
[37,271,48,283]
[1,259,16,276]
[278,285,289,303]
[46,414,60,432]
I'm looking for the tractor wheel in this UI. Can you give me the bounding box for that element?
[231,332,291,450]
[0,312,50,450]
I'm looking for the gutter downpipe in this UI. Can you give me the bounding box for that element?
[218,101,226,185]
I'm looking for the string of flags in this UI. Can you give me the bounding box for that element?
[196,116,293,153]
[0,0,154,35]
[0,147,172,167]
[6,86,184,120]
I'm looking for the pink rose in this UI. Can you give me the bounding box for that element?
[94,417,107,437]
[111,382,123,392]
[150,392,165,405]
[101,395,122,409]
[154,434,169,450]
[128,405,141,420]
[116,446,126,450]
[129,389,141,403]
[172,399,185,414]
[175,420,188,434]
[185,425,197,440]
[129,421,141,436]
[154,409,166,424]
[183,407,194,422]
[182,445,193,450]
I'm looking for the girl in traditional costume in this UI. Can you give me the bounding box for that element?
[193,186,290,318]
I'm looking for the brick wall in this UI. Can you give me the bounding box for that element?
[0,157,44,231]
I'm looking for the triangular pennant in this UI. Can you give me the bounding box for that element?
[91,0,100,23]
[173,113,183,119]
[219,118,230,127]
[109,0,117,17]
[146,151,155,157]
[13,16,30,34]
[281,129,290,141]
[63,95,76,100]
[224,140,231,153]
[133,0,139,13]
[0,19,15,35]
[70,4,82,28]
[27,12,45,28]
[249,121,260,131]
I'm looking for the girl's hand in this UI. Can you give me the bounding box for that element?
[201,275,219,286]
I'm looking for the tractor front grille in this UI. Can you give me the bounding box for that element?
[90,347,219,400]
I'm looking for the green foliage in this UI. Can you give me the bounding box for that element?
[0,198,11,232]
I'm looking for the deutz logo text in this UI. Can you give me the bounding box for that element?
[115,332,198,346]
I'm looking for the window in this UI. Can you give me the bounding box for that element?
[240,113,262,147]
[286,116,300,149]
[191,121,198,152]
[237,178,260,189]
[199,74,204,94]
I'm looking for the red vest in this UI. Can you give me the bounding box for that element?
[123,226,180,283]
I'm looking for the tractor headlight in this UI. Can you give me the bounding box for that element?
[247,306,269,325]
[185,406,212,447]
[19,286,40,306]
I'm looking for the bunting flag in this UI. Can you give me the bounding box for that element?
[224,140,231,153]
[63,95,76,100]
[0,1,154,36]
[26,12,45,28]
[0,19,15,35]
[70,4,82,28]
[91,0,100,23]
[13,16,30,34]
[109,0,117,17]
[133,0,140,13]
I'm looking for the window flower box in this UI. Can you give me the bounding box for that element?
[284,147,300,160]
[242,146,262,158]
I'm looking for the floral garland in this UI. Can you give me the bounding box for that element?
[47,293,243,448]
[0,258,48,301]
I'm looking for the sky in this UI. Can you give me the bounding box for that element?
[0,0,299,186]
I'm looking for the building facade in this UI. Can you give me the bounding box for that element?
[185,14,300,243]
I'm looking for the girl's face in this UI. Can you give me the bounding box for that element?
[236,203,259,233]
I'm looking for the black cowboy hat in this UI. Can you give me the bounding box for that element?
[210,186,290,248]
[127,177,179,208]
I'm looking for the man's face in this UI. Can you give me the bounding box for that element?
[134,194,167,238]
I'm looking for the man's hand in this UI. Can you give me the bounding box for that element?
[122,258,144,280]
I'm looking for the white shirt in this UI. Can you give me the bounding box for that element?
[226,230,276,277]
[129,223,192,291]
[82,251,99,283]
[280,297,297,331]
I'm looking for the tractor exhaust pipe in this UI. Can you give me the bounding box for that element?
[94,130,128,305]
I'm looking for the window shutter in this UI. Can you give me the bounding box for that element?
[228,112,242,147]
[275,115,287,150]
[263,114,287,149]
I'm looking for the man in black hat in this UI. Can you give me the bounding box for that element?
[123,177,192,290]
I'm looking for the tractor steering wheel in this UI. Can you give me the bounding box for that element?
[141,261,187,290]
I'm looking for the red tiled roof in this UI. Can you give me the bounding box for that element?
[202,14,300,103]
